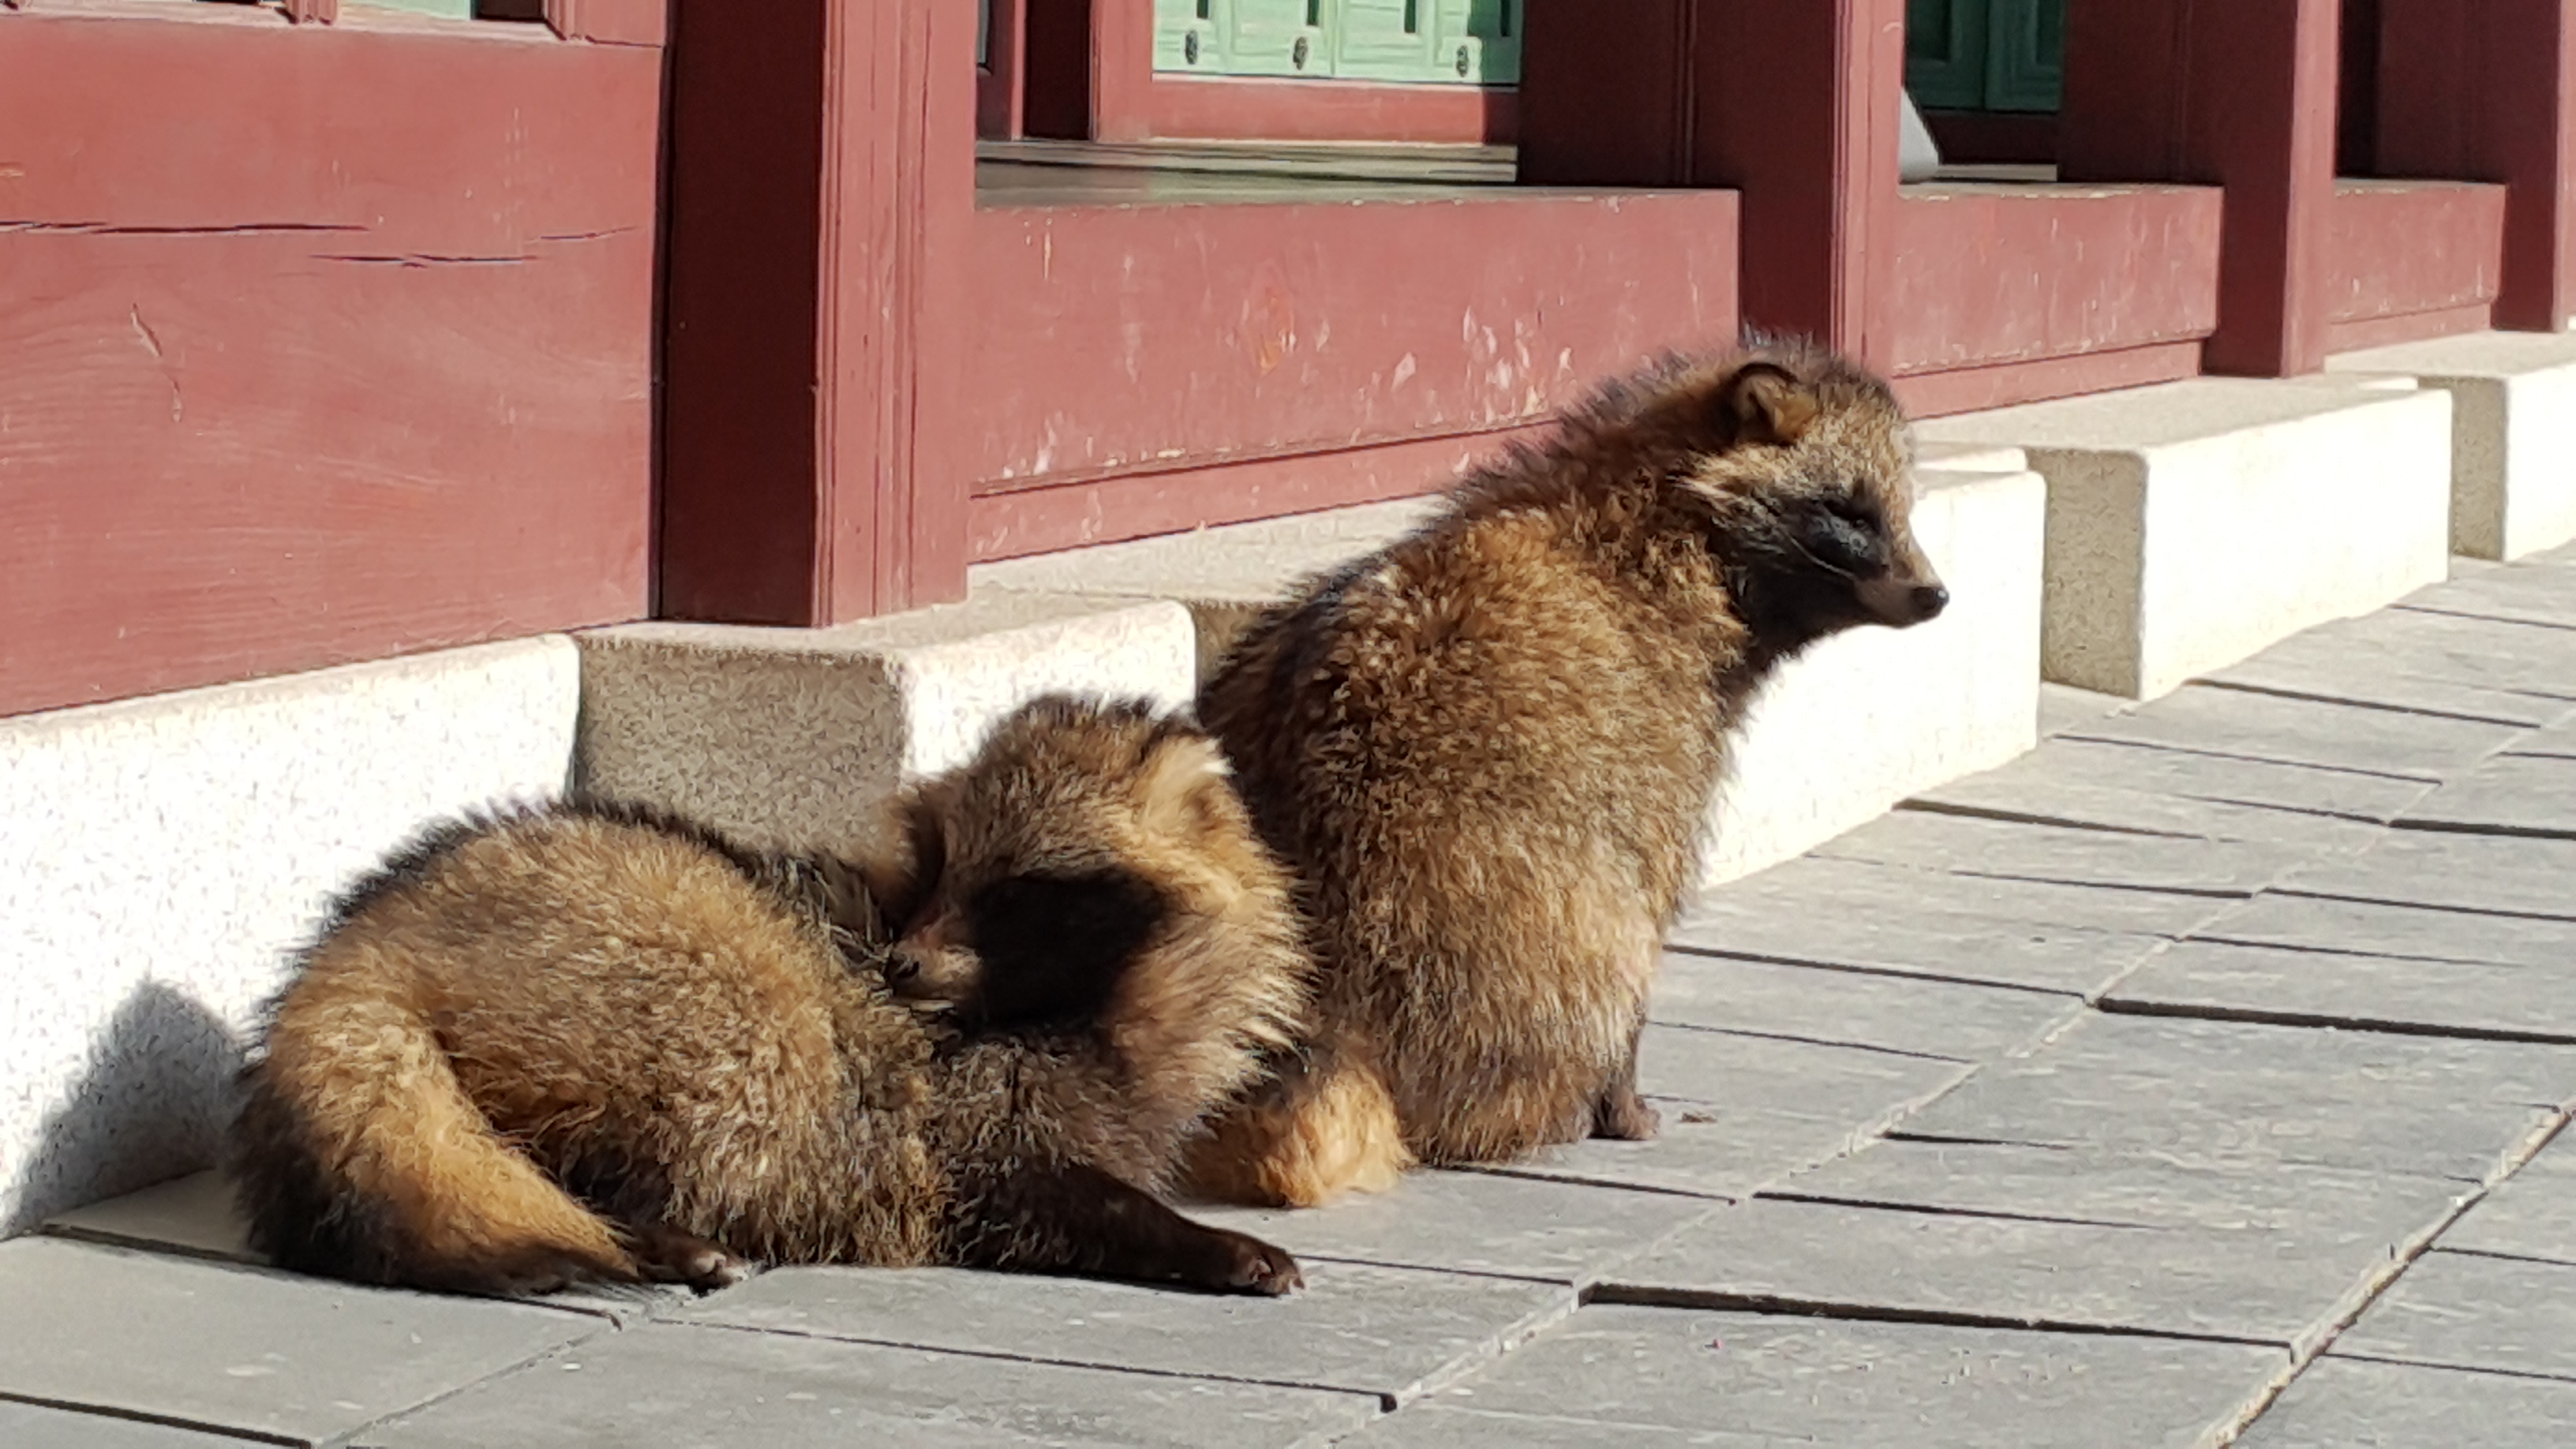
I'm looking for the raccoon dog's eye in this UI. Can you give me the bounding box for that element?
[1802,504,1883,573]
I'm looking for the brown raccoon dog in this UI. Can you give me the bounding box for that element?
[1188,339,1948,1207]
[231,695,1314,1297]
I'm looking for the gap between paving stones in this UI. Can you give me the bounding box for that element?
[2400,605,2576,634]
[1643,1020,1975,1066]
[678,1304,1567,1414]
[1661,942,2108,1000]
[2270,889,2576,927]
[2095,995,2576,1048]
[2051,737,2450,788]
[2188,679,2552,730]
[0,1392,305,1447]
[2388,818,2576,843]
[1896,798,2211,840]
[2217,1112,2575,1444]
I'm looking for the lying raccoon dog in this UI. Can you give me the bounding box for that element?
[231,695,1313,1297]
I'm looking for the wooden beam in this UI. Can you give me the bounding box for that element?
[658,0,975,624]
[1518,0,1904,362]
[0,9,658,718]
[2060,0,2343,376]
[2378,0,2576,331]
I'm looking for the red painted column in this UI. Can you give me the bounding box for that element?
[1518,1,1904,363]
[2059,0,2342,376]
[660,0,975,624]
[1517,1,1694,187]
[2377,0,2576,331]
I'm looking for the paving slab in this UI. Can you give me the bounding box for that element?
[358,1322,1379,1449]
[2404,562,2576,630]
[1689,851,2230,948]
[1603,1193,2415,1350]
[1668,891,2175,998]
[32,1170,685,1330]
[669,1260,1571,1409]
[1895,1013,2576,1181]
[1649,951,2082,1062]
[2398,752,2576,837]
[2188,891,2576,972]
[2106,938,2576,1042]
[2278,831,2576,922]
[2061,684,2525,782]
[1954,736,2437,822]
[2270,605,2576,704]
[1381,1305,2278,1448]
[0,1402,252,1449]
[1771,1136,2473,1238]
[1902,777,2389,856]
[1184,1170,1717,1288]
[2200,638,2576,728]
[2443,1135,2576,1267]
[1335,1403,1771,1447]
[1810,808,2305,897]
[0,1237,605,1447]
[1487,1027,1970,1199]
[2331,1249,2576,1382]
[39,1169,252,1264]
[2236,1357,2576,1448]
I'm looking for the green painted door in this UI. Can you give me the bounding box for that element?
[1154,0,1521,84]
[1906,0,2062,113]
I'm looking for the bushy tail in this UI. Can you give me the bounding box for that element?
[231,973,637,1296]
[1184,1050,1413,1208]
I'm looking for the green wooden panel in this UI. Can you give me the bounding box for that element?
[1157,0,1226,72]
[1984,0,2065,112]
[1335,0,1436,80]
[1905,0,1989,112]
[1155,0,1517,84]
[1432,0,1520,85]
[1230,0,1335,77]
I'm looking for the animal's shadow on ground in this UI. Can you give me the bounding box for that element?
[6,980,242,1235]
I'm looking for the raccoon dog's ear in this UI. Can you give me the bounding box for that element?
[860,787,949,934]
[1136,730,1233,838]
[1719,361,1820,447]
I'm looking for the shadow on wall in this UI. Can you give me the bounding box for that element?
[6,981,243,1236]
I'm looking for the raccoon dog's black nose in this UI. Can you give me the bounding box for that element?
[1911,583,1950,622]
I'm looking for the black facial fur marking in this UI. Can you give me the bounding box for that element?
[961,868,1169,1029]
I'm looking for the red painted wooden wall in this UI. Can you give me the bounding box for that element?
[0,4,664,719]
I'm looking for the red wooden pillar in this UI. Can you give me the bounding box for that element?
[1020,0,1152,142]
[659,0,975,625]
[2377,0,2576,331]
[1518,1,1905,363]
[2059,0,2342,376]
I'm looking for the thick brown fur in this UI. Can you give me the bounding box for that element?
[231,695,1313,1297]
[1187,338,1947,1207]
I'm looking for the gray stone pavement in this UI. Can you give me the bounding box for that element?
[7,545,2576,1446]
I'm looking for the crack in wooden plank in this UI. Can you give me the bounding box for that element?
[2,220,364,235]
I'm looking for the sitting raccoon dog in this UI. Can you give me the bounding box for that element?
[1189,339,1949,1208]
[232,695,1313,1297]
